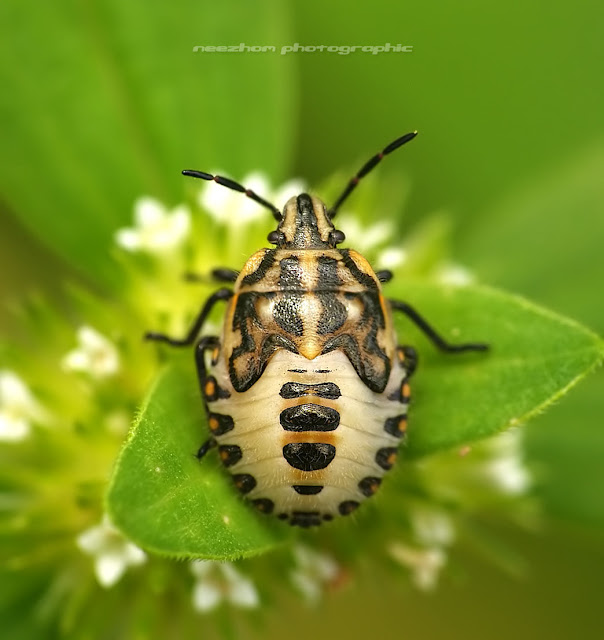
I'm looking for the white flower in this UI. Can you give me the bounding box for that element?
[0,371,49,441]
[190,561,259,612]
[62,326,120,380]
[336,214,394,254]
[199,172,306,225]
[388,542,447,591]
[77,515,146,588]
[480,430,531,495]
[115,197,191,253]
[289,544,340,604]
[437,263,475,286]
[411,507,455,548]
[376,246,407,269]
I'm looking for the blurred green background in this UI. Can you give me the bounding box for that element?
[1,1,603,638]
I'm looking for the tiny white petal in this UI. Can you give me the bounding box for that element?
[192,581,222,612]
[273,179,307,208]
[290,544,339,603]
[376,247,406,269]
[115,228,142,251]
[116,197,192,254]
[227,577,259,609]
[438,264,474,286]
[76,525,107,554]
[0,415,30,442]
[388,542,446,592]
[412,508,455,548]
[62,350,88,371]
[487,458,531,494]
[77,515,146,588]
[122,542,147,566]
[290,570,321,604]
[134,197,166,228]
[62,326,120,379]
[0,371,49,440]
[190,560,217,578]
[96,553,127,588]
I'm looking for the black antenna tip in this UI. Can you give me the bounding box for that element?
[182,169,213,180]
[383,131,418,154]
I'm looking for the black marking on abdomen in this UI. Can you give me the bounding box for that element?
[358,476,382,497]
[338,500,360,516]
[290,511,322,527]
[288,369,307,374]
[218,444,242,467]
[203,376,231,402]
[252,498,274,514]
[292,484,324,495]
[283,442,336,471]
[232,474,256,494]
[280,382,341,400]
[208,412,234,436]
[384,415,407,438]
[280,404,340,432]
[376,447,398,470]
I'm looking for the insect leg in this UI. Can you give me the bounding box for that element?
[195,437,217,461]
[144,288,233,346]
[183,268,239,284]
[376,269,394,283]
[389,300,489,353]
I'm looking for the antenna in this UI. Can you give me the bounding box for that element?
[328,131,418,218]
[182,170,282,221]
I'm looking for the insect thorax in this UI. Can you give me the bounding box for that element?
[222,244,396,394]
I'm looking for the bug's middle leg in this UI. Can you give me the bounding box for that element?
[144,288,233,346]
[390,299,489,353]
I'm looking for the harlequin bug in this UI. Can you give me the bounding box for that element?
[145,132,488,527]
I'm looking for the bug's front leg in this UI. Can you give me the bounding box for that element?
[183,268,239,284]
[389,300,489,353]
[144,288,233,346]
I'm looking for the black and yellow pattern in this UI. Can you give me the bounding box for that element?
[146,134,488,527]
[205,194,411,526]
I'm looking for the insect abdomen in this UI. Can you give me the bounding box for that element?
[206,346,409,526]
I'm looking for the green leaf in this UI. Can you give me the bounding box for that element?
[386,281,604,458]
[525,372,604,527]
[0,0,295,289]
[107,360,289,560]
[456,146,604,526]
[108,277,602,559]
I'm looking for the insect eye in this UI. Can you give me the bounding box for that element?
[267,230,285,245]
[329,230,346,246]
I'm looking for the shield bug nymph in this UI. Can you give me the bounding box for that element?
[145,132,488,527]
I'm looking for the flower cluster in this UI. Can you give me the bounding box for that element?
[0,173,535,639]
